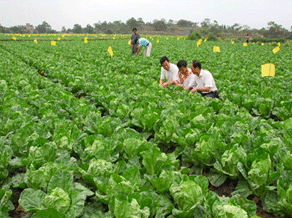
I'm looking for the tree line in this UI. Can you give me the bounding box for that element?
[1,17,291,40]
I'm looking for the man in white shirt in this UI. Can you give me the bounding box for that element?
[175,60,196,89]
[185,60,219,98]
[159,56,179,88]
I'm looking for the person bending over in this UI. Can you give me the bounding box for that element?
[135,38,152,57]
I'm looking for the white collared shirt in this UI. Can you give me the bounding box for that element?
[189,69,217,93]
[175,68,196,87]
[160,63,179,82]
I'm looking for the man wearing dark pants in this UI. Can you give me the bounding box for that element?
[131,28,140,54]
[185,60,219,98]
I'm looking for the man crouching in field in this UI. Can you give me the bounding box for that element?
[159,56,179,88]
[185,60,219,98]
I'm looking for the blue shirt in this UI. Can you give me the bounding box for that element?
[138,38,149,47]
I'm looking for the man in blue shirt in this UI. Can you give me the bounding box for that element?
[135,38,152,57]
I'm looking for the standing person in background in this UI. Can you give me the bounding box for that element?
[135,38,152,57]
[131,28,140,54]
[187,60,219,98]
[245,34,250,43]
[159,56,179,88]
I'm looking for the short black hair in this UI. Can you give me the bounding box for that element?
[192,60,201,69]
[160,56,169,65]
[132,28,137,31]
[177,60,187,68]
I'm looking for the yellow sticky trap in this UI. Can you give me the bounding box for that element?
[204,39,207,42]
[213,46,220,52]
[231,40,234,44]
[12,36,16,40]
[157,39,159,43]
[84,39,88,43]
[128,40,131,45]
[261,63,275,77]
[177,37,180,40]
[261,43,265,46]
[107,46,113,57]
[166,37,169,40]
[34,39,38,44]
[58,37,61,41]
[197,41,201,47]
[273,46,280,54]
[51,41,56,46]
[278,42,281,46]
[243,43,248,46]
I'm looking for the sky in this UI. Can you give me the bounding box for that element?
[0,0,291,31]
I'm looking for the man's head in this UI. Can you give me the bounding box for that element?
[132,28,137,34]
[160,56,170,71]
[177,60,188,75]
[191,60,201,76]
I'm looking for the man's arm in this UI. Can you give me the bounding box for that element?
[136,45,141,55]
[174,80,184,87]
[190,86,211,93]
[161,79,179,88]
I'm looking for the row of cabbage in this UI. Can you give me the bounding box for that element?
[1,39,292,216]
[0,33,129,41]
[0,45,260,217]
[10,37,292,120]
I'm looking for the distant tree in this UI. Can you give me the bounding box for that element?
[84,24,94,34]
[73,24,82,33]
[264,21,289,38]
[152,19,167,31]
[177,19,193,27]
[231,23,242,32]
[99,21,111,33]
[36,21,52,33]
[61,26,66,33]
[126,17,139,29]
[137,18,145,27]
[93,22,100,33]
[200,18,211,28]
[0,25,5,33]
[209,20,222,36]
[167,19,174,26]
[241,25,250,32]
[10,26,23,33]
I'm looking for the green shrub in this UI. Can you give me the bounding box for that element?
[187,32,201,40]
[252,37,286,43]
[207,32,218,41]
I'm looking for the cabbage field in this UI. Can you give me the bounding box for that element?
[1,34,292,218]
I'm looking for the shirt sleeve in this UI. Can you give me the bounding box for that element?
[188,76,196,88]
[171,64,179,81]
[160,68,166,80]
[175,74,181,83]
[204,71,214,87]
